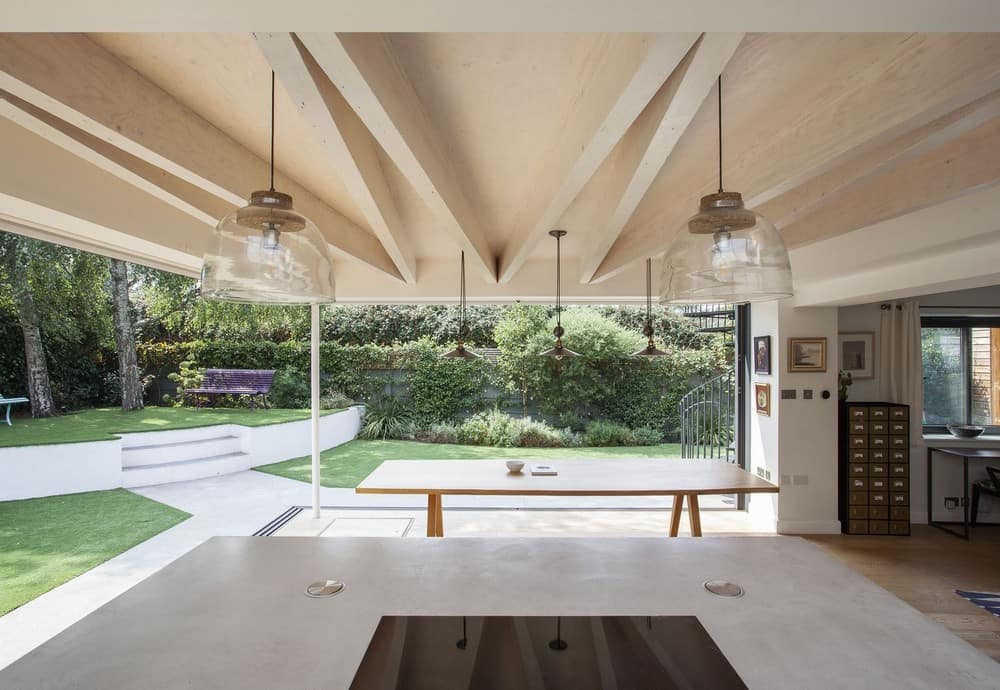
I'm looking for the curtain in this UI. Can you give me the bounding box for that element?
[878,300,924,446]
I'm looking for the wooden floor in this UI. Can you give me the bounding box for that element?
[805,526,1000,662]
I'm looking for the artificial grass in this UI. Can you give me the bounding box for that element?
[255,439,683,489]
[0,406,343,448]
[0,489,190,616]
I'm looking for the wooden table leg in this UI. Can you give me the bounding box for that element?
[669,495,684,537]
[426,494,439,537]
[687,494,702,537]
[435,494,444,537]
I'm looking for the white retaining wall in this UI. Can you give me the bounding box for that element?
[0,406,363,501]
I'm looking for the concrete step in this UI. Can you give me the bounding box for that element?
[121,451,252,488]
[122,435,242,468]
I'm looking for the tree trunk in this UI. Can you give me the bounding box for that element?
[109,258,144,411]
[1,237,56,417]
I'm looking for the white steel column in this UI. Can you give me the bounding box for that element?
[311,302,321,519]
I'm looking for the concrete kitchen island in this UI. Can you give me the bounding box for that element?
[2,536,997,689]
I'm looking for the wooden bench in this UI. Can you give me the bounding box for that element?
[185,369,275,409]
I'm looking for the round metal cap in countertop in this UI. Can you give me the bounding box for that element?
[305,580,345,598]
[703,580,744,597]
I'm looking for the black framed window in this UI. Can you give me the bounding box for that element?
[921,316,1000,433]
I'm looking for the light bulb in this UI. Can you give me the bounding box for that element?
[262,225,281,250]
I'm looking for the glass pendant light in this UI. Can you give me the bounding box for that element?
[541,230,579,359]
[441,251,481,359]
[201,72,336,304]
[632,258,668,357]
[660,75,792,304]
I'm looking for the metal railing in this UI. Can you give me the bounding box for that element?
[679,368,736,461]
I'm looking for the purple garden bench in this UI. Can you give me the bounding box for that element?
[185,369,275,409]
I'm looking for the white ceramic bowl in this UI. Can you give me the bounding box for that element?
[505,460,525,473]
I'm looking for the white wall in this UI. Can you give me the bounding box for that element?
[748,301,841,534]
[0,439,122,501]
[0,407,364,501]
[838,283,1000,524]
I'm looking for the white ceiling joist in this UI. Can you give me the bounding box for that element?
[573,32,744,284]
[497,32,700,284]
[298,32,497,281]
[256,32,418,283]
[0,32,403,281]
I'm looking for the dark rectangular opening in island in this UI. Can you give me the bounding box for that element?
[350,615,747,689]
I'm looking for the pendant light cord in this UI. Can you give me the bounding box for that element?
[717,74,723,194]
[269,71,276,192]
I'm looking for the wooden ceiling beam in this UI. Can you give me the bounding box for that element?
[497,32,700,284]
[573,33,744,284]
[0,32,402,281]
[592,33,1000,282]
[0,90,230,228]
[256,32,418,284]
[780,115,1000,247]
[760,89,1000,233]
[298,32,496,281]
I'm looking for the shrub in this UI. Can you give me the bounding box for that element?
[583,420,635,447]
[360,395,414,440]
[268,368,310,408]
[405,339,491,424]
[164,360,204,406]
[510,418,579,448]
[630,427,664,446]
[321,387,353,410]
[421,422,459,444]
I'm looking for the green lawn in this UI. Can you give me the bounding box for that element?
[256,439,683,489]
[0,406,343,448]
[0,489,190,616]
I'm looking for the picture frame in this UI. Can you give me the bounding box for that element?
[788,337,827,373]
[755,382,771,416]
[753,335,771,375]
[839,332,875,380]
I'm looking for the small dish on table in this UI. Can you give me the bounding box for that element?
[505,460,525,474]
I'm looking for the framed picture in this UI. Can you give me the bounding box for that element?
[788,337,827,373]
[753,335,771,375]
[839,332,875,379]
[755,382,771,416]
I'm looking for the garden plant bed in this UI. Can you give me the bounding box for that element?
[0,489,190,616]
[255,439,682,489]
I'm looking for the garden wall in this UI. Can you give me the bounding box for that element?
[0,407,363,501]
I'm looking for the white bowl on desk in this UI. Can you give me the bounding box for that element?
[505,460,525,473]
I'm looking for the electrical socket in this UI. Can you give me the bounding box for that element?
[944,497,967,509]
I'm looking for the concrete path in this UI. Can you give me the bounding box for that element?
[0,469,765,670]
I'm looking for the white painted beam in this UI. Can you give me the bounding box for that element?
[497,32,700,284]
[256,33,418,283]
[0,32,402,281]
[573,33,744,283]
[299,32,496,281]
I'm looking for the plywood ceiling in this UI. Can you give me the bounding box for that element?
[0,30,999,300]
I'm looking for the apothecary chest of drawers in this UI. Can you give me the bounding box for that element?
[838,402,910,536]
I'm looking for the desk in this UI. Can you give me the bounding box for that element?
[356,458,778,537]
[926,445,1000,539]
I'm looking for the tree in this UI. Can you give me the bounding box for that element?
[109,258,143,411]
[0,234,55,417]
[493,303,550,416]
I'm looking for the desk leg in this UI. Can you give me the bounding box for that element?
[687,494,702,537]
[436,495,444,537]
[927,447,932,526]
[426,495,439,537]
[669,495,683,537]
[963,457,969,540]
